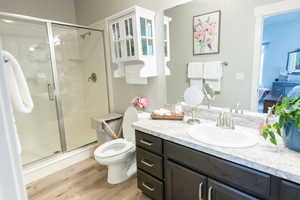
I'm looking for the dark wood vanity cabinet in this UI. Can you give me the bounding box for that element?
[135,131,300,200]
[280,180,300,200]
[136,131,164,200]
[165,161,207,200]
[207,179,258,200]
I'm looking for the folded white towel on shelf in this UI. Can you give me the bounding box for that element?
[153,108,171,116]
[188,62,204,78]
[203,61,223,80]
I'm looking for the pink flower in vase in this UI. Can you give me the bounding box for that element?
[139,98,149,108]
[131,97,149,109]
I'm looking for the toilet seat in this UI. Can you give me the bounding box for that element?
[94,138,134,159]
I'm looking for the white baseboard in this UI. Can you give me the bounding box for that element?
[23,144,97,185]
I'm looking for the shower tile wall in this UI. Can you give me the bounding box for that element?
[53,25,109,151]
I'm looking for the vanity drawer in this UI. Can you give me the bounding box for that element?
[136,131,163,155]
[137,147,163,179]
[280,180,300,200]
[165,141,271,199]
[137,170,164,200]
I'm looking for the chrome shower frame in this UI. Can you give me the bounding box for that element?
[0,12,111,154]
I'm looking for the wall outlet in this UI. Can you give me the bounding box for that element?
[235,72,245,80]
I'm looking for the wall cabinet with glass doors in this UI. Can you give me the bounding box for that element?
[107,6,157,83]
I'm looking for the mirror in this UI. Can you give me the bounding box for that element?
[184,86,204,106]
[163,0,300,114]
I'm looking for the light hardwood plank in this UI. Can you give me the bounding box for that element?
[27,158,149,200]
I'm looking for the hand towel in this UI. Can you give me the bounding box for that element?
[188,62,204,78]
[190,79,203,89]
[203,61,223,80]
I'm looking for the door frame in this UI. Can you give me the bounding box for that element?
[250,0,300,111]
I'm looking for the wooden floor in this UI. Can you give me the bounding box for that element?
[27,159,148,200]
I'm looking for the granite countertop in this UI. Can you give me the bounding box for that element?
[133,119,300,184]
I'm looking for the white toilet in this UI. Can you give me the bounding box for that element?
[94,107,147,184]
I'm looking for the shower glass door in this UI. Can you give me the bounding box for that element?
[52,24,109,151]
[0,17,62,164]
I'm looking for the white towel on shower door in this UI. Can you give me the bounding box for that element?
[3,50,33,113]
[2,50,34,154]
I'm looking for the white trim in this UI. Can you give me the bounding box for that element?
[23,144,97,185]
[251,0,300,111]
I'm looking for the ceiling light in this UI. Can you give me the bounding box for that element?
[29,47,35,52]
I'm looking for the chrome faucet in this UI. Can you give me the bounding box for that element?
[216,112,235,129]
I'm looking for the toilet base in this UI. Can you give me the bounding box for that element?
[107,162,131,184]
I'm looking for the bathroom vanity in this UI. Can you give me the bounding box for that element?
[134,120,300,200]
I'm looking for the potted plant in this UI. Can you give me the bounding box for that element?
[131,96,149,112]
[263,96,300,152]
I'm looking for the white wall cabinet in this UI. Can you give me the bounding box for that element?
[164,16,172,76]
[107,6,157,84]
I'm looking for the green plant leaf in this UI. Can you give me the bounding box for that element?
[262,97,300,145]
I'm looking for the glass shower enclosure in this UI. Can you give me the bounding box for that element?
[0,13,110,165]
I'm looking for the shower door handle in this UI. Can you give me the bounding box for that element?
[48,83,55,101]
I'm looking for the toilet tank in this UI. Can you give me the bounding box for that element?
[91,113,123,145]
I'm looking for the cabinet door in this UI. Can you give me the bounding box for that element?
[110,21,123,62]
[166,161,207,200]
[280,180,300,200]
[207,179,258,200]
[140,17,154,56]
[123,15,137,59]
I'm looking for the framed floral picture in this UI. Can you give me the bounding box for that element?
[193,10,221,55]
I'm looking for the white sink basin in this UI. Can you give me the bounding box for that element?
[187,123,259,148]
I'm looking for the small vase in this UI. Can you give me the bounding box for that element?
[284,122,300,152]
[134,105,144,113]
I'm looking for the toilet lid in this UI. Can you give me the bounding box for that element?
[122,106,138,144]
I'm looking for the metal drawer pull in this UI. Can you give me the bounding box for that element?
[208,186,213,200]
[141,160,154,168]
[142,182,155,192]
[140,139,153,146]
[199,182,203,200]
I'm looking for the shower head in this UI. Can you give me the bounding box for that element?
[80,32,91,39]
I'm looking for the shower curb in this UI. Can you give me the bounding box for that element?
[23,143,97,185]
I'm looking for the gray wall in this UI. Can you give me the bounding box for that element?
[0,0,77,23]
[74,0,188,113]
[165,0,282,110]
